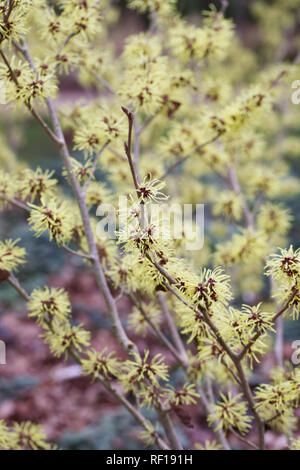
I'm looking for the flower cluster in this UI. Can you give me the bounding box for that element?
[0,420,52,450]
[207,393,253,435]
[81,348,121,381]
[120,350,169,392]
[19,167,57,203]
[27,286,71,325]
[266,247,300,320]
[0,239,26,272]
[28,197,74,246]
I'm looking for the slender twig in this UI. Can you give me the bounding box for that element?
[122,106,140,189]
[137,109,161,135]
[133,116,141,183]
[226,163,254,229]
[157,292,189,368]
[76,350,170,450]
[103,378,170,450]
[128,289,230,449]
[82,140,110,193]
[271,272,284,368]
[59,32,79,54]
[7,274,30,301]
[62,245,93,260]
[239,293,296,361]
[143,259,238,363]
[203,378,232,449]
[220,357,242,386]
[0,194,30,212]
[108,146,127,162]
[128,292,188,367]
[157,410,183,450]
[196,384,231,450]
[274,316,284,368]
[13,39,37,71]
[234,360,265,449]
[161,133,221,179]
[121,105,268,450]
[93,72,115,94]
[46,97,137,353]
[4,0,15,23]
[228,426,259,450]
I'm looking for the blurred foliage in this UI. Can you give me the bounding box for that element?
[59,409,148,450]
[58,407,188,450]
[0,376,38,401]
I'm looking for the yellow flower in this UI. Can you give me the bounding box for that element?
[85,181,112,207]
[20,167,57,203]
[28,197,74,246]
[120,350,169,392]
[241,303,275,334]
[192,267,232,310]
[138,421,159,447]
[167,383,200,407]
[255,381,297,414]
[128,302,161,337]
[0,420,11,450]
[81,348,121,380]
[42,321,91,357]
[27,286,71,326]
[215,229,268,266]
[0,4,29,43]
[195,440,223,450]
[9,421,52,450]
[213,191,244,221]
[73,106,125,158]
[16,70,57,107]
[62,157,93,185]
[0,239,26,272]
[257,203,292,240]
[289,437,300,450]
[128,0,176,16]
[0,170,16,205]
[265,246,300,283]
[208,392,253,435]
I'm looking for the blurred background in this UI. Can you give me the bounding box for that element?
[0,0,299,450]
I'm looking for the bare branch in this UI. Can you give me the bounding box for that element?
[229,426,259,450]
[161,133,221,179]
[122,106,140,189]
[129,292,188,367]
[157,292,189,368]
[7,274,30,301]
[0,194,30,212]
[82,140,110,193]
